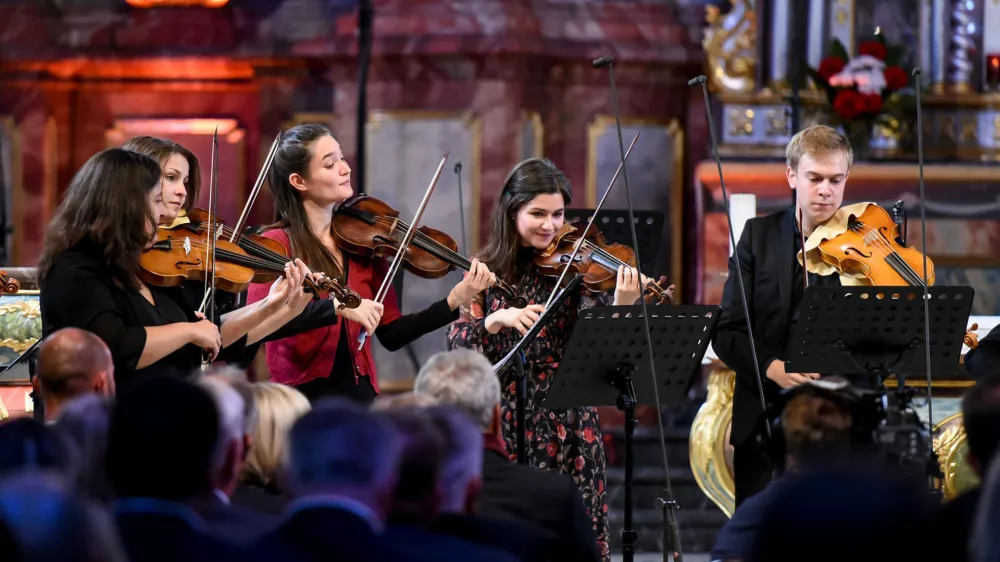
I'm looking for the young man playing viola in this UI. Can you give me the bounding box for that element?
[712,125,851,506]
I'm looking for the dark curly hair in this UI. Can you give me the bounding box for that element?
[37,148,162,289]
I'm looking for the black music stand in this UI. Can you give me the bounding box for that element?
[784,286,974,382]
[565,209,665,275]
[543,304,720,560]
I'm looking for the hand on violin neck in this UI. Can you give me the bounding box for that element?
[765,359,820,389]
[612,265,645,306]
[263,260,312,316]
[341,299,384,335]
[448,258,496,310]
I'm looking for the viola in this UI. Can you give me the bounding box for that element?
[332,194,528,307]
[533,221,674,304]
[813,204,935,287]
[141,213,362,309]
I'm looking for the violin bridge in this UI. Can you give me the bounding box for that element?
[183,236,192,255]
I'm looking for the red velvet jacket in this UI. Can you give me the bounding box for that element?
[246,228,401,392]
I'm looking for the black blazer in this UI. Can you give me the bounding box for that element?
[478,449,601,562]
[964,324,1000,381]
[713,210,801,446]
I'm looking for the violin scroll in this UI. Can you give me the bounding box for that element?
[643,276,675,305]
[0,271,19,296]
[965,322,980,350]
[309,274,362,310]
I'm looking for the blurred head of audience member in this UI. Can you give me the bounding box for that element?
[198,377,247,499]
[107,377,221,503]
[372,391,439,411]
[54,395,114,505]
[0,471,126,562]
[962,376,1000,479]
[202,366,256,457]
[780,384,854,473]
[371,401,447,525]
[0,417,74,477]
[414,349,502,438]
[243,382,310,491]
[34,328,114,421]
[423,406,484,516]
[284,397,401,527]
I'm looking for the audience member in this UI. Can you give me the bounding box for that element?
[0,417,75,477]
[236,381,310,515]
[711,380,855,561]
[425,405,561,562]
[107,377,256,562]
[934,376,1000,561]
[254,397,407,561]
[415,349,600,562]
[54,394,114,504]
[197,377,275,544]
[374,405,518,562]
[372,391,439,411]
[0,471,125,562]
[33,328,114,422]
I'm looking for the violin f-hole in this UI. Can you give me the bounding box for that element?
[174,258,202,271]
[844,247,872,259]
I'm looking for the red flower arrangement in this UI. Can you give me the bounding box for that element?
[807,33,914,154]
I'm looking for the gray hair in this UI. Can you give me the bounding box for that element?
[424,406,484,512]
[415,349,500,430]
[286,397,400,492]
[198,377,245,470]
[201,366,257,436]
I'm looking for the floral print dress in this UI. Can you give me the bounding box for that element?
[447,257,611,561]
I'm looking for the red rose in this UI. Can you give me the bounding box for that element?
[582,427,596,443]
[818,56,846,80]
[574,456,585,471]
[546,442,557,457]
[862,93,883,115]
[833,90,865,120]
[883,65,908,90]
[858,40,887,60]
[557,424,566,440]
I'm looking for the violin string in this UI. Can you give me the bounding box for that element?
[160,239,290,273]
[578,239,663,295]
[375,217,472,267]
[850,222,925,285]
[190,224,291,265]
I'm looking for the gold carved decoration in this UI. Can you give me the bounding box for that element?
[727,108,754,137]
[765,109,789,137]
[703,0,757,93]
[689,368,736,517]
[933,413,979,500]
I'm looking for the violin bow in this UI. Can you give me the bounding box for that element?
[199,127,220,370]
[357,152,449,350]
[541,133,639,310]
[229,131,280,244]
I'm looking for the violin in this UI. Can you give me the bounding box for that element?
[0,270,19,296]
[812,204,935,287]
[141,211,362,309]
[534,221,674,304]
[332,194,528,308]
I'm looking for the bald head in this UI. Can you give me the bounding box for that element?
[35,329,114,420]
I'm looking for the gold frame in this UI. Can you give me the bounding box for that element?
[519,111,544,159]
[0,117,23,265]
[105,118,248,211]
[586,116,685,298]
[366,110,482,250]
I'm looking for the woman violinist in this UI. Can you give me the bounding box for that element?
[38,148,313,391]
[245,123,494,404]
[447,157,656,561]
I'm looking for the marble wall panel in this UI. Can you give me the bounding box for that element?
[586,116,683,289]
[364,111,480,383]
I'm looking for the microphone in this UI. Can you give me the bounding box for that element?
[454,162,468,254]
[688,77,770,438]
[596,54,682,562]
[687,75,706,86]
[592,55,614,68]
[912,66,935,482]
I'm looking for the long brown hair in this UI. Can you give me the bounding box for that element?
[478,158,572,279]
[37,149,161,289]
[266,124,342,276]
[121,136,202,211]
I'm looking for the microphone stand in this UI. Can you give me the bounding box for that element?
[355,0,374,195]
[454,162,468,254]
[594,54,680,562]
[493,274,585,465]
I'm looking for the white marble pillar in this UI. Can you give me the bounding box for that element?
[807,0,827,70]
[729,194,757,256]
[931,0,948,89]
[770,0,792,87]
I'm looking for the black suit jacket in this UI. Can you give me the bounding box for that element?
[478,449,601,562]
[433,513,560,562]
[116,511,253,562]
[199,493,276,545]
[714,210,800,446]
[964,325,1000,381]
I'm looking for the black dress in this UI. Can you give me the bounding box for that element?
[39,240,248,391]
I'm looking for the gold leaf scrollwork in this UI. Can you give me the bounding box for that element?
[703,0,757,94]
[689,369,736,517]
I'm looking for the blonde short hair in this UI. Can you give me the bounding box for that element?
[786,125,854,171]
[243,382,311,486]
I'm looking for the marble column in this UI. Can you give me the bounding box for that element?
[948,0,975,93]
[807,0,827,70]
[769,0,791,88]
